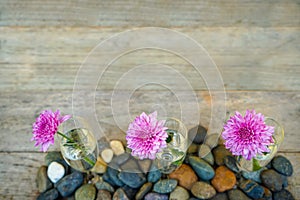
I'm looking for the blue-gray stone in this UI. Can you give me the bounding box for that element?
[144,192,168,200]
[122,185,139,199]
[118,171,146,188]
[242,167,266,183]
[102,171,117,187]
[111,153,130,165]
[107,167,124,187]
[113,188,130,200]
[188,156,215,180]
[153,179,177,194]
[147,168,162,183]
[210,192,229,200]
[95,180,115,193]
[239,179,264,199]
[273,189,295,200]
[56,171,83,197]
[224,155,240,173]
[188,125,207,144]
[227,189,251,200]
[272,155,293,176]
[261,169,286,192]
[37,188,59,200]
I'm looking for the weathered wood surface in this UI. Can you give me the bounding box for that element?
[0,27,299,91]
[1,0,299,27]
[0,0,299,199]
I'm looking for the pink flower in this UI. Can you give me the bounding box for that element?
[126,111,168,160]
[222,110,274,160]
[32,110,71,152]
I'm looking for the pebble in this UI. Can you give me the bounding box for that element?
[211,166,236,192]
[135,182,153,200]
[144,192,168,200]
[113,188,129,200]
[97,137,110,152]
[118,171,146,188]
[101,148,114,163]
[169,186,190,200]
[95,180,115,193]
[188,125,207,144]
[187,143,198,154]
[147,166,162,183]
[120,158,140,173]
[102,171,117,187]
[191,181,216,199]
[242,167,266,183]
[188,156,215,181]
[37,188,59,200]
[262,186,273,200]
[169,164,198,190]
[153,179,178,194]
[198,144,214,165]
[110,140,125,156]
[122,185,139,199]
[239,179,264,199]
[137,159,152,173]
[106,167,124,187]
[96,189,112,200]
[272,155,293,176]
[210,193,229,200]
[44,151,68,170]
[227,189,251,200]
[75,184,96,200]
[261,169,286,192]
[224,155,240,173]
[36,166,52,193]
[56,171,84,197]
[213,145,232,166]
[273,189,295,200]
[204,133,220,149]
[47,161,65,183]
[111,153,130,165]
[91,156,107,174]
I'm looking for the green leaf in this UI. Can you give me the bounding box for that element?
[252,158,262,171]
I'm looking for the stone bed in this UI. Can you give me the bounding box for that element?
[36,125,295,200]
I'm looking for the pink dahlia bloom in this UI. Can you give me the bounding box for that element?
[222,110,274,160]
[126,111,168,160]
[32,110,71,152]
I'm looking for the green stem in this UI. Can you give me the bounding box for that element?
[57,131,95,167]
[57,131,75,142]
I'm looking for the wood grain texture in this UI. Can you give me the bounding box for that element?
[0,0,299,199]
[0,27,299,91]
[0,0,299,27]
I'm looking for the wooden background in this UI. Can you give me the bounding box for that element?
[0,1,299,199]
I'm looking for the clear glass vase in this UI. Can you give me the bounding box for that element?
[155,118,188,174]
[236,117,284,172]
[59,116,98,172]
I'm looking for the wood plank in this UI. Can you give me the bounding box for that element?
[0,0,299,27]
[0,27,299,91]
[0,152,298,199]
[0,152,44,199]
[0,90,299,152]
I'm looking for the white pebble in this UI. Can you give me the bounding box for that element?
[47,161,65,183]
[101,148,114,163]
[110,140,125,156]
